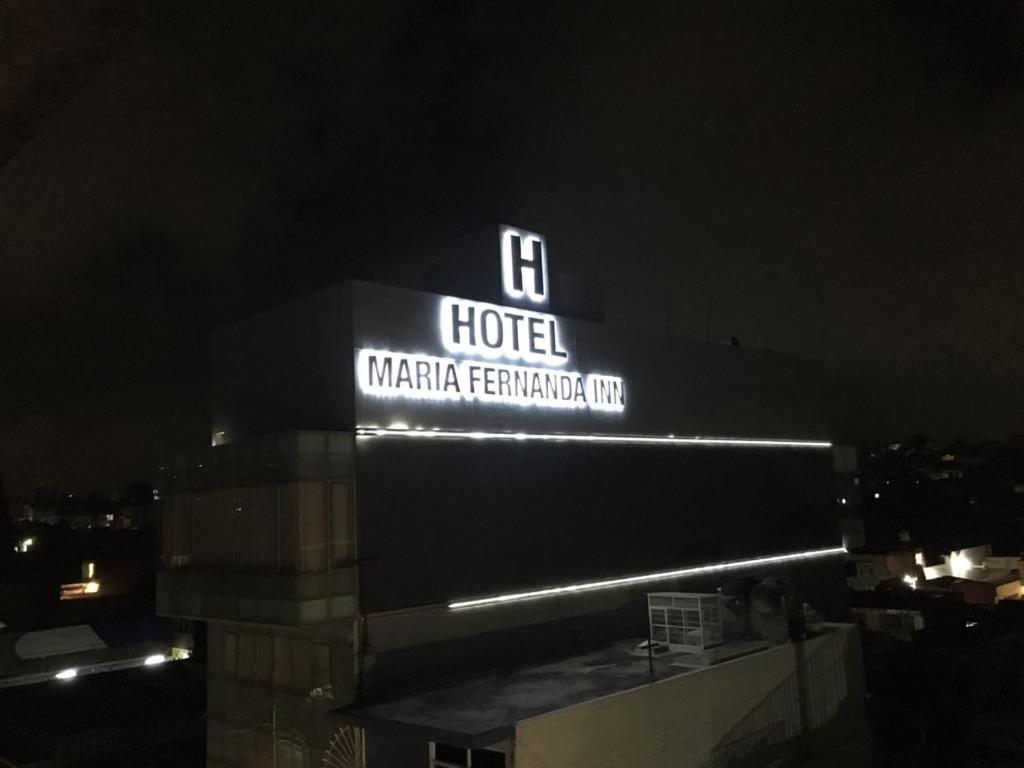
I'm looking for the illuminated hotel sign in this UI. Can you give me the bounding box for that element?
[441,296,567,365]
[500,226,548,307]
[357,226,626,412]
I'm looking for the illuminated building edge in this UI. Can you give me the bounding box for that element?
[356,426,832,449]
[448,545,846,609]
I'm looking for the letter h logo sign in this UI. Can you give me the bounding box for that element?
[500,225,548,308]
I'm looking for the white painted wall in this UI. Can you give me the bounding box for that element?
[514,625,867,768]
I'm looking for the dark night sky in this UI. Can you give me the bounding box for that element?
[1,1,1022,496]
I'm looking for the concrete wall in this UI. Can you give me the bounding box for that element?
[157,568,357,626]
[513,624,869,768]
[205,618,358,767]
[205,279,852,734]
[350,281,830,440]
[212,285,355,445]
[207,277,845,627]
[355,437,841,614]
[211,279,831,444]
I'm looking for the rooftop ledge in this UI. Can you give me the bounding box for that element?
[156,567,357,626]
[334,623,859,748]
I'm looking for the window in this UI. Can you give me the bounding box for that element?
[471,750,506,768]
[238,633,255,682]
[254,634,273,684]
[429,743,505,768]
[279,482,327,572]
[880,611,918,634]
[224,632,238,677]
[331,483,353,564]
[273,636,291,689]
[313,643,331,690]
[276,737,309,768]
[298,483,327,572]
[221,632,331,693]
[856,562,875,578]
[432,742,468,767]
[291,638,312,692]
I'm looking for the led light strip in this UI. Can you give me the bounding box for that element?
[356,426,832,449]
[448,545,846,609]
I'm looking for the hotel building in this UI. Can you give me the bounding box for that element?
[158,226,868,767]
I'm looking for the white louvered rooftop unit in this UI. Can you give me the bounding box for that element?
[648,592,724,652]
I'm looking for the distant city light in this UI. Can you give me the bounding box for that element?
[873,492,881,499]
[144,654,166,666]
[902,574,918,589]
[60,580,102,600]
[54,668,77,680]
[15,537,33,553]
[949,550,973,578]
[840,497,847,505]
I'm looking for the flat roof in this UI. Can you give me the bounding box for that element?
[334,634,832,747]
[925,570,1020,589]
[963,567,1019,586]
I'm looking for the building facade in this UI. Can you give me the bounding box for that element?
[158,227,867,767]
